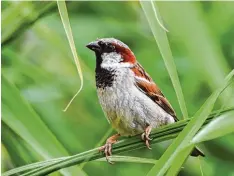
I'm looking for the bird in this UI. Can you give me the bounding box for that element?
[86,38,204,163]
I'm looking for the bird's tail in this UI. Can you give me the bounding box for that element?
[191,147,205,157]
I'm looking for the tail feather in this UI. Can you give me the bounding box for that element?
[191,147,205,157]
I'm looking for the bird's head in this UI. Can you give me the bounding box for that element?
[86,38,136,69]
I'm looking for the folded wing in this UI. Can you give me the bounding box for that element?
[131,63,178,121]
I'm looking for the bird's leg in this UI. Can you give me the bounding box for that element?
[141,126,152,149]
[99,133,120,164]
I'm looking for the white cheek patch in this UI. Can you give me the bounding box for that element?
[101,62,134,69]
[101,52,134,69]
[102,52,123,63]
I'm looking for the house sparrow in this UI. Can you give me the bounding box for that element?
[86,38,204,163]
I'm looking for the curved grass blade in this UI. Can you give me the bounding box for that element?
[7,108,232,176]
[1,75,86,176]
[149,0,169,32]
[147,70,234,176]
[1,1,56,46]
[2,155,155,176]
[140,1,188,119]
[79,127,113,169]
[156,2,233,106]
[57,0,83,111]
[165,146,194,176]
[95,155,157,164]
[166,96,234,176]
[192,111,234,144]
[2,157,69,176]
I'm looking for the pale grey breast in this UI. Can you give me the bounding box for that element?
[97,66,175,136]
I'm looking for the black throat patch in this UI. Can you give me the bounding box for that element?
[95,53,115,89]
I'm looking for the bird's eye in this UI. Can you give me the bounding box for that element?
[107,43,115,50]
[98,41,105,47]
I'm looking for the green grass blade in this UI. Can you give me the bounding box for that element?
[2,122,40,169]
[95,155,157,164]
[147,70,234,176]
[165,146,194,176]
[6,108,232,176]
[166,72,234,176]
[1,75,86,176]
[157,2,233,105]
[192,111,234,144]
[57,0,83,111]
[2,157,69,176]
[140,1,188,119]
[1,1,56,46]
[79,127,113,169]
[2,155,156,176]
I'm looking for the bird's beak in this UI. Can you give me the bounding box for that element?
[86,41,101,52]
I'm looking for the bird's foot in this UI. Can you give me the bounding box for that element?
[99,134,120,164]
[99,143,114,164]
[141,126,152,149]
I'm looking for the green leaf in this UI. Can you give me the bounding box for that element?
[2,157,69,176]
[1,1,56,46]
[3,107,233,176]
[57,0,83,111]
[147,70,234,176]
[140,1,188,119]
[156,2,233,106]
[95,155,157,164]
[2,155,155,176]
[165,146,194,176]
[1,75,86,176]
[192,111,234,144]
[2,122,40,168]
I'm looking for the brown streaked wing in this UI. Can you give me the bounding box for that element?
[131,63,178,121]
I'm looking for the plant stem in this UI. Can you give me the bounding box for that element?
[5,107,234,176]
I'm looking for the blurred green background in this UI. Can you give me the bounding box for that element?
[1,1,234,176]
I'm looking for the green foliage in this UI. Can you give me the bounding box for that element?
[57,1,83,111]
[140,1,188,119]
[192,111,234,144]
[2,1,234,176]
[1,1,56,46]
[3,109,232,176]
[147,71,234,176]
[1,75,86,176]
[3,155,156,176]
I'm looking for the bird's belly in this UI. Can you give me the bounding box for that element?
[97,84,175,136]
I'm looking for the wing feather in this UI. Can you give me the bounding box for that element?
[131,63,178,121]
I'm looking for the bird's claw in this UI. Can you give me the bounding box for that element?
[141,126,152,149]
[99,143,114,164]
[141,132,152,141]
[99,133,120,164]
